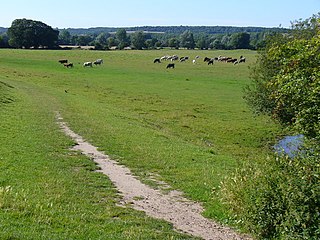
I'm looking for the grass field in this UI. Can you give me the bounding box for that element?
[0,49,281,238]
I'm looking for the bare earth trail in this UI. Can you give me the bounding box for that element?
[56,113,250,240]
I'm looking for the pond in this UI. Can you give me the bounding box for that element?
[274,134,304,158]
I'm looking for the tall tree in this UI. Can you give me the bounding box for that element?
[93,32,110,49]
[107,37,117,49]
[196,35,208,49]
[229,32,251,49]
[168,37,179,49]
[145,38,158,49]
[0,34,9,48]
[116,28,129,49]
[131,31,146,50]
[95,32,109,45]
[179,30,195,49]
[221,34,231,49]
[8,19,59,48]
[58,29,71,45]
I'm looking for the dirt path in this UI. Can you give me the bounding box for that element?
[56,113,250,240]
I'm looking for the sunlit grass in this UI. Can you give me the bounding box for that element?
[0,48,281,237]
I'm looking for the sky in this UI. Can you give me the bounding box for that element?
[1,0,319,29]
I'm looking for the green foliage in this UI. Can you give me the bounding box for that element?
[1,24,287,50]
[58,29,72,45]
[245,14,320,140]
[195,35,208,50]
[131,31,146,50]
[220,151,320,239]
[229,32,251,49]
[0,34,9,48]
[145,38,158,49]
[116,28,129,49]
[271,35,320,139]
[62,25,284,36]
[168,37,180,49]
[93,32,110,50]
[179,30,195,49]
[7,18,59,49]
[107,36,117,48]
[223,14,320,239]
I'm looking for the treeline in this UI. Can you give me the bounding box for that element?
[0,19,288,50]
[58,27,284,50]
[64,25,284,35]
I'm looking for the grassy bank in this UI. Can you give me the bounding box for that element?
[0,49,281,237]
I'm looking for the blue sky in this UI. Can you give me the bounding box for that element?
[1,0,319,28]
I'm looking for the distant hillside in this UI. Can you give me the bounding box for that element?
[0,27,7,34]
[127,26,285,34]
[61,25,286,35]
[1,25,286,36]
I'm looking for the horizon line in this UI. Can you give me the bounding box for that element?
[1,24,287,30]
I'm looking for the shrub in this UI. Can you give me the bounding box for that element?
[244,14,320,140]
[220,149,320,239]
[226,14,320,239]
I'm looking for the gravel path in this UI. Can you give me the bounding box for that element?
[56,113,250,240]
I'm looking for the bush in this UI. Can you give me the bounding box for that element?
[220,149,320,239]
[244,14,320,140]
[225,15,320,239]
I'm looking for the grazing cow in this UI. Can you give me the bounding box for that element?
[219,56,232,62]
[160,56,169,61]
[58,59,68,64]
[203,57,210,62]
[192,59,196,64]
[93,59,103,65]
[63,62,73,68]
[208,59,214,65]
[154,58,161,63]
[169,55,179,61]
[227,58,238,63]
[239,57,246,63]
[180,56,189,62]
[166,63,175,69]
[83,62,93,67]
[234,57,246,65]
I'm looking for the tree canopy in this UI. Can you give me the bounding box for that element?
[179,30,195,49]
[131,31,146,50]
[116,28,129,49]
[229,32,250,49]
[245,14,320,140]
[8,19,59,49]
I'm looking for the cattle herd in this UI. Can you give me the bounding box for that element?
[58,54,246,70]
[154,54,246,69]
[58,58,104,68]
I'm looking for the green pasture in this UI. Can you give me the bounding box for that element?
[0,49,281,238]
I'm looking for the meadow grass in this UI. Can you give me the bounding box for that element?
[0,48,281,237]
